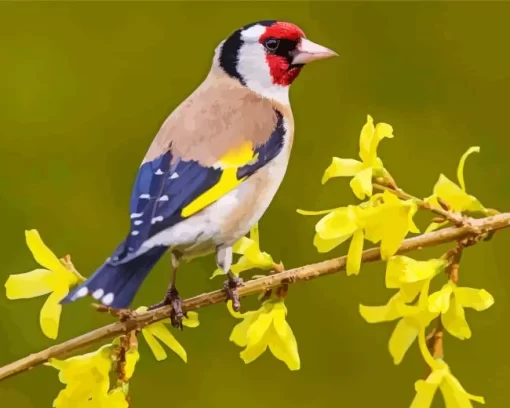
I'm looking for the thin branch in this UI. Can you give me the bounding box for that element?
[0,213,509,382]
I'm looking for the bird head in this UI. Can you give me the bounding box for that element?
[215,20,337,104]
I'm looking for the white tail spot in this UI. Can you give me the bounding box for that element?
[155,169,164,175]
[170,172,179,179]
[74,286,89,299]
[130,213,143,219]
[139,194,151,199]
[158,195,169,202]
[92,289,104,300]
[102,293,115,306]
[134,220,143,226]
[131,230,140,236]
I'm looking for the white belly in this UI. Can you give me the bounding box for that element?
[140,145,290,259]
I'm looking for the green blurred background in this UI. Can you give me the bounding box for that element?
[0,1,509,407]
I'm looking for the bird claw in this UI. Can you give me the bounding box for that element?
[223,274,244,312]
[148,286,184,330]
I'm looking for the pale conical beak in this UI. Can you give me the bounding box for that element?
[292,38,338,64]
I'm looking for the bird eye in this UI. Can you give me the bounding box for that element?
[264,38,280,52]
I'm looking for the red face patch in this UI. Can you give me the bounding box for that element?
[259,22,306,86]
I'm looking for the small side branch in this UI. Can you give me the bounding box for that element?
[0,213,509,382]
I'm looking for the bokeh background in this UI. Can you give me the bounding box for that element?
[1,1,509,407]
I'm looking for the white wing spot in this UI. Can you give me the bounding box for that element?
[139,194,151,199]
[134,220,143,226]
[155,169,164,175]
[92,289,104,300]
[151,216,164,224]
[131,230,140,236]
[74,286,89,299]
[158,195,169,202]
[170,172,179,179]
[130,213,143,219]
[102,293,115,306]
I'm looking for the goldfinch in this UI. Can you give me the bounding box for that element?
[62,20,337,326]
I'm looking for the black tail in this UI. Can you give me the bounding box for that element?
[62,246,167,309]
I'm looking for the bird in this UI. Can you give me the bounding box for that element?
[62,20,337,327]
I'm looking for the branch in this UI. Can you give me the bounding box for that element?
[1,213,509,382]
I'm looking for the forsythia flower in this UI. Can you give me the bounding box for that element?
[426,146,486,232]
[137,306,199,362]
[410,365,485,408]
[47,344,116,408]
[322,115,394,200]
[360,257,445,364]
[211,223,275,279]
[227,299,300,370]
[428,282,494,340]
[5,230,84,339]
[298,191,419,275]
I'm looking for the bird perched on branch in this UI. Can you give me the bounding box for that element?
[62,20,337,327]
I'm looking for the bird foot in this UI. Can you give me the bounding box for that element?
[148,286,184,330]
[223,274,244,312]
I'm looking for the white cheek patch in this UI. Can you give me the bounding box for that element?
[236,39,290,106]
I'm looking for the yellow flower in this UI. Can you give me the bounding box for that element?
[136,306,199,362]
[299,191,419,275]
[211,223,275,279]
[227,299,300,371]
[360,258,446,364]
[410,365,485,408]
[322,115,394,200]
[428,282,494,340]
[425,146,486,232]
[5,230,84,339]
[363,191,420,260]
[47,344,114,408]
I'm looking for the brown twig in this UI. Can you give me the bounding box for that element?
[0,213,509,382]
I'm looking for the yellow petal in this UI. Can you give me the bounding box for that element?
[386,257,444,288]
[441,372,485,406]
[457,146,480,192]
[296,208,337,216]
[433,175,484,213]
[346,229,364,275]
[359,115,375,163]
[25,230,68,274]
[247,312,273,346]
[359,115,394,165]
[106,388,129,408]
[232,237,255,254]
[268,327,300,371]
[229,312,260,347]
[148,324,187,362]
[5,269,55,299]
[124,348,140,380]
[240,340,268,364]
[322,157,364,184]
[428,284,454,313]
[410,379,439,408]
[359,293,403,323]
[350,167,373,200]
[389,318,419,365]
[313,233,348,253]
[210,268,225,279]
[40,286,68,339]
[441,296,471,340]
[315,206,358,240]
[182,311,200,328]
[455,287,494,311]
[142,328,168,361]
